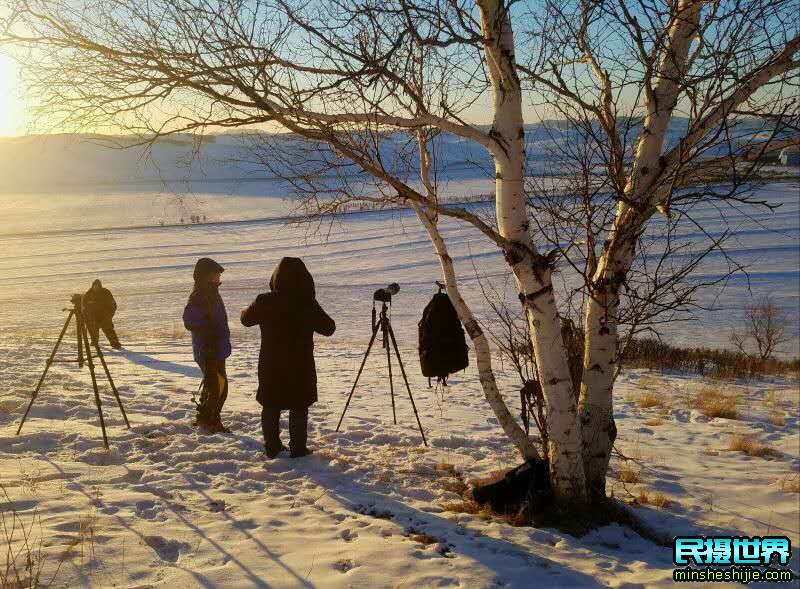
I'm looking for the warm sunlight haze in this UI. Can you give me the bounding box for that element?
[0,53,24,136]
[0,1,797,587]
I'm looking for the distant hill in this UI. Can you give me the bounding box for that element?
[0,117,779,193]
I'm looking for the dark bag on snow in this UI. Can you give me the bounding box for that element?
[472,459,550,513]
[418,287,469,385]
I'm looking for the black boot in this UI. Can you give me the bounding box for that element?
[288,407,310,458]
[264,442,287,459]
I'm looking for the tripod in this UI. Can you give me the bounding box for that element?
[16,295,130,448]
[336,300,427,446]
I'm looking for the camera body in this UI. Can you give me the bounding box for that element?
[373,283,400,303]
[71,293,83,307]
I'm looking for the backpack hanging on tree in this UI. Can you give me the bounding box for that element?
[418,282,469,386]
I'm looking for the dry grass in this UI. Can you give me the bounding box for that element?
[764,391,790,427]
[435,462,457,476]
[690,386,739,419]
[0,484,66,589]
[727,433,776,458]
[764,390,782,408]
[637,375,664,389]
[405,528,440,545]
[624,337,800,379]
[633,488,671,509]
[769,412,787,427]
[637,391,662,409]
[434,462,470,497]
[439,498,493,521]
[617,463,641,484]
[777,474,800,493]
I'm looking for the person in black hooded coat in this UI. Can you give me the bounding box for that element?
[241,257,335,458]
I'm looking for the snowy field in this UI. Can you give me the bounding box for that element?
[0,181,798,587]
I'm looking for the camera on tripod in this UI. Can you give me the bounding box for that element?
[338,281,427,445]
[70,293,83,307]
[373,283,400,303]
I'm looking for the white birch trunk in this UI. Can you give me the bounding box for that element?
[626,0,702,201]
[578,245,635,499]
[478,0,587,504]
[577,1,703,500]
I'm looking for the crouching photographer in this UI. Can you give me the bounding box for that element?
[83,279,122,349]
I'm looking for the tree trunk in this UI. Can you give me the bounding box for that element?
[579,220,638,500]
[478,0,587,504]
[576,0,703,502]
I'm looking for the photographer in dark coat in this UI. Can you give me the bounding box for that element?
[83,279,121,349]
[183,258,232,432]
[241,257,335,458]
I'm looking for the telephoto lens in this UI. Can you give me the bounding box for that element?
[373,283,400,302]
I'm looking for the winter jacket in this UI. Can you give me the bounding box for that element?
[83,286,117,322]
[183,258,232,365]
[241,257,335,409]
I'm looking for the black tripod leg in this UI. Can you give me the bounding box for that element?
[17,311,74,436]
[93,340,130,428]
[80,317,109,449]
[383,320,397,425]
[76,312,84,368]
[336,325,380,432]
[386,323,427,447]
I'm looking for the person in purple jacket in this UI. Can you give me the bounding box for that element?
[183,257,232,432]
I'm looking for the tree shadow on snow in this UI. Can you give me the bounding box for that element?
[116,347,201,378]
[42,457,313,588]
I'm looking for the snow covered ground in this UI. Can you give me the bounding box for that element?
[0,182,798,587]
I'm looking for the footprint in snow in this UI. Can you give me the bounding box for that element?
[339,529,358,542]
[143,535,191,563]
[208,499,226,512]
[333,558,356,573]
[232,519,260,530]
[135,499,160,520]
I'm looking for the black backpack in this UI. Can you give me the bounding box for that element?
[418,286,469,385]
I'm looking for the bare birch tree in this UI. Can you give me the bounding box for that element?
[2,0,797,506]
[731,295,790,361]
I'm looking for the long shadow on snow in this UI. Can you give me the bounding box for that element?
[42,456,312,589]
[116,347,201,378]
[289,455,690,587]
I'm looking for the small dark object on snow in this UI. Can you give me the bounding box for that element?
[472,459,550,514]
[418,282,469,386]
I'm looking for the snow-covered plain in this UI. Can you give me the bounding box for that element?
[0,179,798,587]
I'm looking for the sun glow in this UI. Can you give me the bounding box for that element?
[0,54,25,136]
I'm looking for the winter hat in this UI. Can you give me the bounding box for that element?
[92,279,102,288]
[193,257,224,283]
[270,257,315,298]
